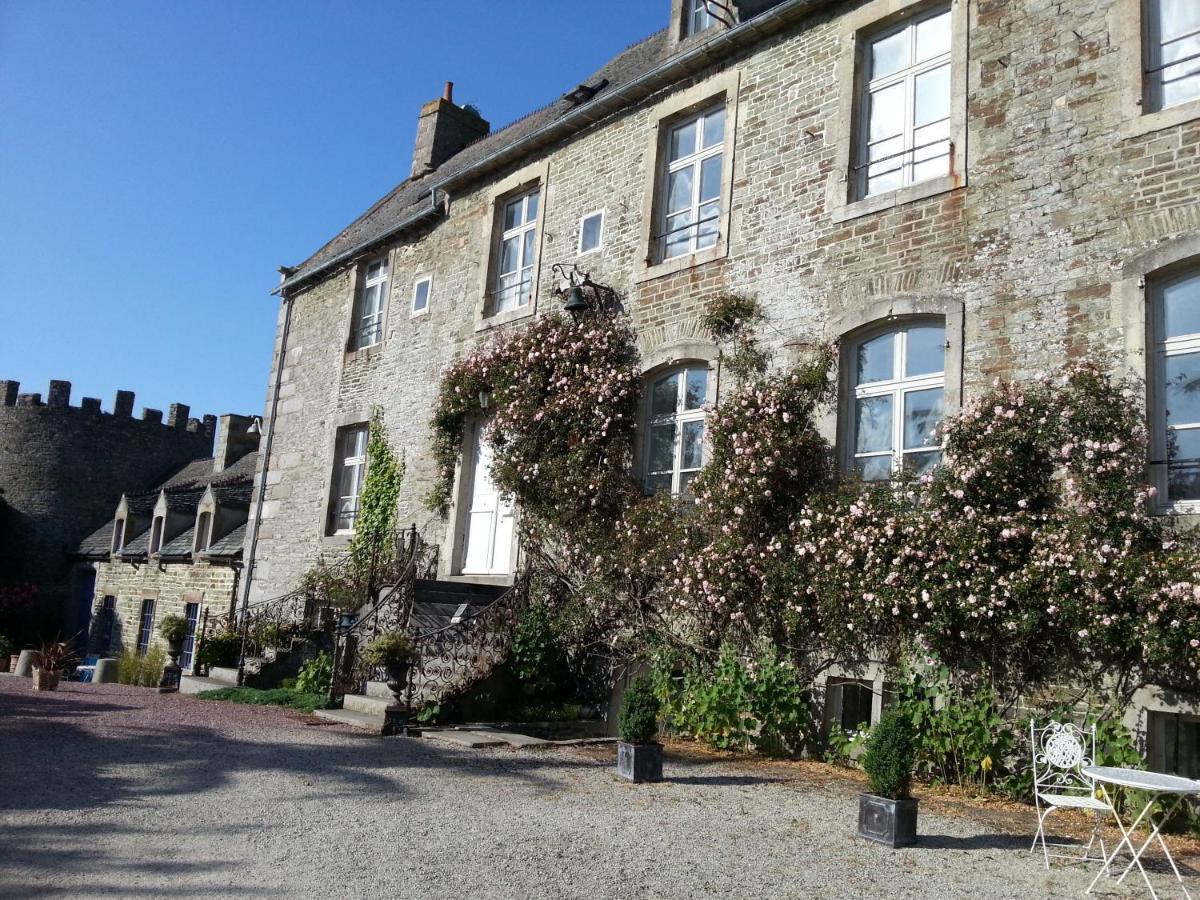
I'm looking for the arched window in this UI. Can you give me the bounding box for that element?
[847,321,945,480]
[645,365,708,494]
[1152,263,1200,503]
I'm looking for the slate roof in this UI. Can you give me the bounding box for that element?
[160,525,197,559]
[77,520,115,559]
[205,523,247,559]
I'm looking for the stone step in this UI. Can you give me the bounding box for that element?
[180,674,238,695]
[421,729,508,749]
[342,693,393,716]
[209,666,240,683]
[313,707,387,734]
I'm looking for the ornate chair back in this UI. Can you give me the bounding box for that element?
[1030,720,1097,797]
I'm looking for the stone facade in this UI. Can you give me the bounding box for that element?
[0,379,216,637]
[245,0,1200,747]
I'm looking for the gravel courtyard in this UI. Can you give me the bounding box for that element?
[0,677,1189,899]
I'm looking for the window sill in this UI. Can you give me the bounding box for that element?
[1121,99,1200,140]
[636,242,728,284]
[475,302,535,333]
[830,174,963,224]
[343,342,384,365]
[411,307,429,320]
[321,533,353,549]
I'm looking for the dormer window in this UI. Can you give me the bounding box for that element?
[111,518,126,554]
[685,0,718,36]
[149,516,165,555]
[195,511,213,553]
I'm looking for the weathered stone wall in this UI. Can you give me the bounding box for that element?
[246,0,1200,601]
[0,380,215,623]
[88,558,238,661]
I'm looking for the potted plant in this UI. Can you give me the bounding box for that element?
[32,641,71,692]
[0,635,12,673]
[857,710,918,848]
[157,614,188,692]
[363,632,417,701]
[616,676,663,783]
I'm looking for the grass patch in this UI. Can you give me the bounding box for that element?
[196,686,328,714]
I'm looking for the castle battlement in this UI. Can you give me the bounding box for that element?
[0,379,217,437]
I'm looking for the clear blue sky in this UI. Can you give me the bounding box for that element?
[0,0,664,419]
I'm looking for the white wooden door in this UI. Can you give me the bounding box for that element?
[461,425,515,575]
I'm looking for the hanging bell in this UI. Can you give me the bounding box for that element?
[563,285,589,315]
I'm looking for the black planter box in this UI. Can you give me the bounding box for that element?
[616,741,663,783]
[857,793,918,848]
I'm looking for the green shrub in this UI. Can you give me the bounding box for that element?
[116,648,165,687]
[506,602,571,700]
[295,652,332,694]
[363,632,417,669]
[862,710,916,800]
[197,686,327,714]
[158,614,188,644]
[197,630,241,668]
[619,676,660,744]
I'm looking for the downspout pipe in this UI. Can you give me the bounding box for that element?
[240,270,296,614]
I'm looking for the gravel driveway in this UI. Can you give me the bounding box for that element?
[0,676,1183,899]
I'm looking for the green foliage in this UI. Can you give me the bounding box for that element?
[363,632,417,669]
[157,614,188,644]
[197,686,328,714]
[505,601,571,700]
[349,408,405,579]
[116,648,165,687]
[701,293,768,380]
[824,722,870,767]
[619,676,661,744]
[862,710,916,800]
[0,633,14,658]
[295,652,332,695]
[196,630,241,668]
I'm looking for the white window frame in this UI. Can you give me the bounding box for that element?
[352,256,389,350]
[491,188,540,315]
[643,365,709,495]
[330,424,369,534]
[411,275,432,318]
[194,511,213,553]
[847,323,946,480]
[658,105,725,262]
[577,210,605,256]
[685,0,717,36]
[854,4,952,202]
[1143,0,1200,113]
[149,516,164,555]
[1150,266,1200,509]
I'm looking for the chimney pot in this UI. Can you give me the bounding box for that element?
[410,84,489,178]
[214,413,261,472]
[443,81,454,102]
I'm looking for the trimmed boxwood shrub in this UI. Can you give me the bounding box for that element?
[862,710,916,800]
[619,676,661,745]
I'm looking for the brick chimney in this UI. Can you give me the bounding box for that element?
[214,414,261,473]
[410,81,489,178]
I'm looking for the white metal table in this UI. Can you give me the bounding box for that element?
[1083,765,1200,899]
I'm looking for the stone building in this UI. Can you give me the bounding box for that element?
[245,0,1200,758]
[72,415,260,669]
[0,379,217,640]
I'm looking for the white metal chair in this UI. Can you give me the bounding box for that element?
[1029,721,1110,871]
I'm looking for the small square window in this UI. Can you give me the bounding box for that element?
[412,276,432,316]
[578,211,604,255]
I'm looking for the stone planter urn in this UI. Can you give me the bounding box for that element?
[382,661,412,737]
[616,741,663,784]
[158,639,184,693]
[31,666,60,692]
[857,793,918,848]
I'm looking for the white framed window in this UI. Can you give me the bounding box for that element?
[578,211,604,255]
[412,276,432,317]
[1144,0,1200,112]
[1152,265,1200,504]
[352,256,389,349]
[492,188,540,314]
[685,0,717,36]
[659,105,725,261]
[330,424,369,533]
[644,365,708,494]
[194,511,212,553]
[848,322,945,481]
[855,4,952,200]
[149,516,164,555]
[136,598,156,655]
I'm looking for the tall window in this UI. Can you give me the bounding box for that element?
[493,188,540,314]
[136,598,156,655]
[848,323,945,481]
[856,5,952,199]
[181,602,200,671]
[97,595,116,653]
[330,424,369,533]
[149,516,164,555]
[111,518,126,554]
[352,256,389,349]
[659,105,725,260]
[1145,0,1200,111]
[194,511,212,553]
[685,0,717,36]
[1154,265,1200,502]
[645,365,708,494]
